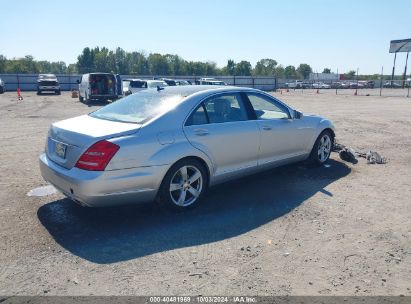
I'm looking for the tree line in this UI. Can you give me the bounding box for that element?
[0,47,386,80]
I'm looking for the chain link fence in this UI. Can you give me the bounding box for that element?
[277,79,410,97]
[0,74,278,92]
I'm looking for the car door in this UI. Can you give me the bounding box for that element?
[184,93,260,180]
[245,92,310,165]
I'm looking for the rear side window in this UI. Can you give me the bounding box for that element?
[186,93,249,126]
[185,105,208,126]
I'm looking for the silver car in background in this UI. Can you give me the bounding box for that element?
[39,86,335,209]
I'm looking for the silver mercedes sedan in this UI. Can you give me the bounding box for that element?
[39,86,335,209]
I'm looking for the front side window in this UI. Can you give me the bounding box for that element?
[247,93,290,120]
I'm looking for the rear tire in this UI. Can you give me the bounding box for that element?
[157,159,208,210]
[309,130,333,166]
[56,90,61,95]
[37,90,41,95]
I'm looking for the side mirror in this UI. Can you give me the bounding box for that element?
[76,80,80,84]
[294,110,303,119]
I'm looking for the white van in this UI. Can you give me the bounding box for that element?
[78,73,121,103]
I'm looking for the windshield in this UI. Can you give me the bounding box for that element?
[39,74,56,80]
[90,91,185,124]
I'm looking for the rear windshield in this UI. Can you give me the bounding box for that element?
[89,91,185,124]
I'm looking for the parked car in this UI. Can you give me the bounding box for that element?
[358,80,375,89]
[198,78,226,85]
[312,82,331,89]
[37,74,60,95]
[78,73,120,103]
[383,82,402,88]
[331,82,349,89]
[348,82,365,89]
[161,78,177,86]
[0,78,5,93]
[122,79,169,95]
[175,80,191,86]
[302,82,313,89]
[286,80,303,89]
[39,86,335,209]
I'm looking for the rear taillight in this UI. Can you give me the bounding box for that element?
[75,140,119,171]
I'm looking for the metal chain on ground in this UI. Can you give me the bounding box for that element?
[332,140,387,164]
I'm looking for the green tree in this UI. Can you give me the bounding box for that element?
[296,63,312,79]
[235,61,252,76]
[114,47,128,74]
[253,58,277,76]
[221,59,235,76]
[0,55,6,73]
[77,47,95,73]
[127,51,149,75]
[275,65,285,78]
[345,70,356,79]
[284,65,297,79]
[148,53,169,75]
[322,68,331,73]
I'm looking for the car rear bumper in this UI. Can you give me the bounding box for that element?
[39,153,167,207]
[38,86,60,90]
[89,94,118,101]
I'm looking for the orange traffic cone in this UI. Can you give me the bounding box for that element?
[354,89,358,96]
[17,87,23,101]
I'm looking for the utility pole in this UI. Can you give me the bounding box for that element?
[403,51,409,88]
[391,52,397,85]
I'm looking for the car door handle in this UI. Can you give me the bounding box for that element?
[194,129,209,136]
[262,125,272,131]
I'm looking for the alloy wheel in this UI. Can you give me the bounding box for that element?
[169,165,203,207]
[318,134,332,162]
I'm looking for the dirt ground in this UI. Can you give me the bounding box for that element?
[0,89,410,296]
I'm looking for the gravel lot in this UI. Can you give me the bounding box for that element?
[0,90,410,296]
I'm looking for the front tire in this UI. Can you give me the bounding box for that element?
[309,130,333,166]
[158,159,208,210]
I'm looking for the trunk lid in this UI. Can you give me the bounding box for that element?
[47,115,141,169]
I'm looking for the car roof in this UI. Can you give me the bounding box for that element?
[153,85,260,97]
